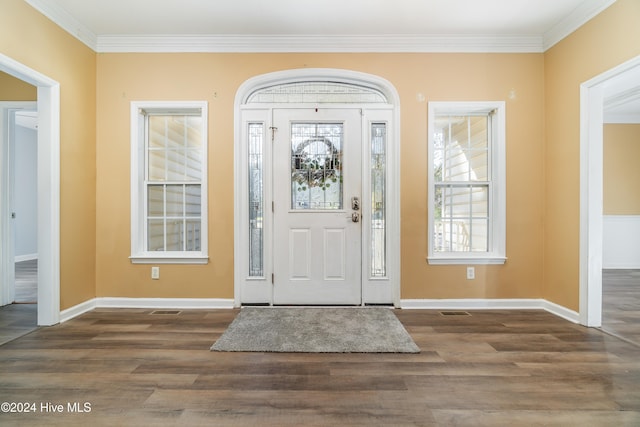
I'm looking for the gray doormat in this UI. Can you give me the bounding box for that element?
[211,307,420,353]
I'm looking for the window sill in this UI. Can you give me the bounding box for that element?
[427,255,506,265]
[130,255,209,265]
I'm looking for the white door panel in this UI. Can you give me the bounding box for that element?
[273,108,362,305]
[323,228,346,280]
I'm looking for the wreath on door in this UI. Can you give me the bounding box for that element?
[291,137,342,191]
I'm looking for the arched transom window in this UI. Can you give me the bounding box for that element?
[246,82,388,104]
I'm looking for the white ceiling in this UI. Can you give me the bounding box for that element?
[26,0,617,53]
[31,0,594,36]
[22,0,638,120]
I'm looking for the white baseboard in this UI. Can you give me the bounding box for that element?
[59,298,97,323]
[59,297,235,323]
[97,297,235,309]
[541,299,580,323]
[15,253,37,262]
[400,298,580,323]
[60,297,579,324]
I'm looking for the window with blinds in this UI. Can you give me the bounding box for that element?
[428,102,506,265]
[130,102,208,264]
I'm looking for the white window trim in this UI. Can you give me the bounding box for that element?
[130,101,209,264]
[427,101,506,265]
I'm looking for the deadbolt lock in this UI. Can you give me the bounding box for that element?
[351,197,360,210]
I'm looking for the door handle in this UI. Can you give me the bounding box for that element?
[350,212,360,223]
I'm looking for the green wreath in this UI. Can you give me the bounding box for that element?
[291,137,342,191]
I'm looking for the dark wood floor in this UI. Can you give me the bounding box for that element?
[0,307,639,426]
[14,259,37,304]
[602,269,640,346]
[0,261,38,345]
[0,304,37,346]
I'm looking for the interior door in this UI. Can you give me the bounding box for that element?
[273,108,362,305]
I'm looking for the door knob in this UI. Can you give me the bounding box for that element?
[351,212,360,223]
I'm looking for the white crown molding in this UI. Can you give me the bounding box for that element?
[604,112,640,124]
[96,34,544,53]
[25,0,616,54]
[604,85,640,108]
[25,0,98,51]
[543,0,618,51]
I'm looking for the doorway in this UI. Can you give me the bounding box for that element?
[580,54,640,327]
[12,109,39,305]
[0,53,60,326]
[234,69,400,307]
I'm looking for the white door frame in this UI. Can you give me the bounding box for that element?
[0,53,60,326]
[580,54,640,327]
[234,68,401,307]
[0,102,37,306]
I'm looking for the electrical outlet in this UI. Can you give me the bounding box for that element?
[151,266,160,280]
[466,266,475,280]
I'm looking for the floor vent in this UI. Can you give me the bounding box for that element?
[440,311,471,316]
[150,310,182,315]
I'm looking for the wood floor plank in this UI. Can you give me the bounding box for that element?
[1,306,639,426]
[432,409,640,427]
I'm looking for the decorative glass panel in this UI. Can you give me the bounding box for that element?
[371,123,386,277]
[247,82,387,104]
[291,123,343,210]
[248,123,264,277]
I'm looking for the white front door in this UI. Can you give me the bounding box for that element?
[273,108,362,305]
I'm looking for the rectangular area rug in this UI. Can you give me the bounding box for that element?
[211,307,420,353]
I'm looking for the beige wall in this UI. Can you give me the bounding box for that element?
[604,124,640,215]
[544,0,640,310]
[7,0,635,311]
[0,71,36,100]
[96,53,545,300]
[0,0,97,310]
